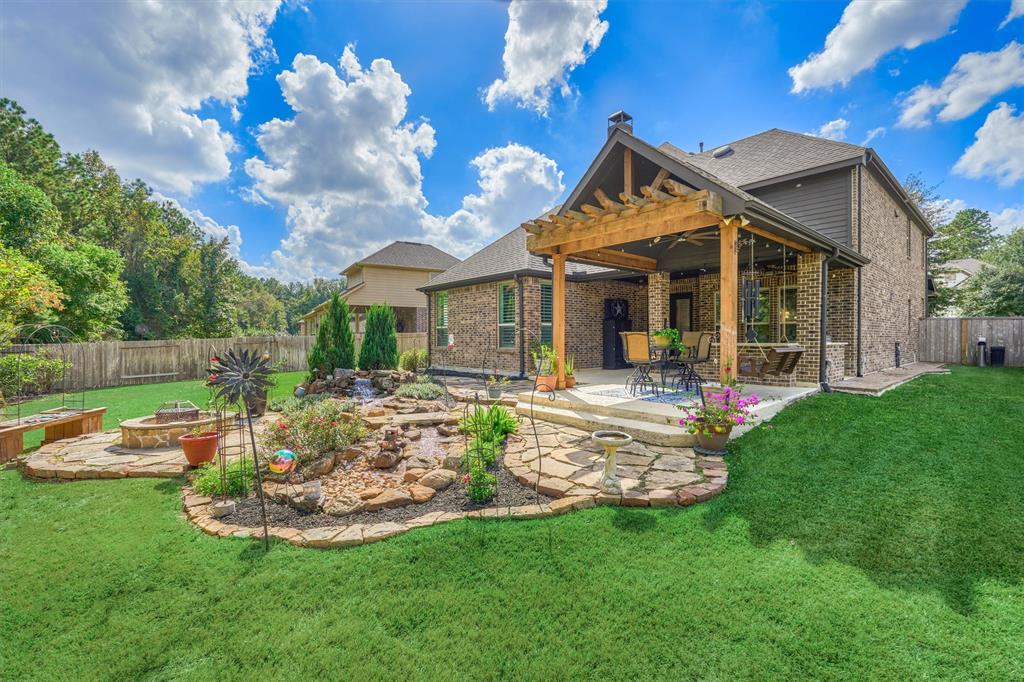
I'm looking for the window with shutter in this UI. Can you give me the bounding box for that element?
[540,283,552,344]
[434,291,448,347]
[498,283,516,348]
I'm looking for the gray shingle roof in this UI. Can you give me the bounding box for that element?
[421,227,620,291]
[350,241,460,272]
[661,128,866,188]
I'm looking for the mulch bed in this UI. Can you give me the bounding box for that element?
[222,464,553,531]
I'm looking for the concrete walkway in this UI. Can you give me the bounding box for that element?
[831,362,948,397]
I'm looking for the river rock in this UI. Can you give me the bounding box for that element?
[418,468,456,490]
[363,488,413,511]
[409,484,436,503]
[324,493,363,517]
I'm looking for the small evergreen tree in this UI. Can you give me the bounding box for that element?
[306,293,356,380]
[358,304,398,370]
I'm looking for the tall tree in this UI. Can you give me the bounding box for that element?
[0,244,63,339]
[902,172,947,232]
[358,304,398,370]
[959,227,1024,317]
[188,239,239,338]
[930,209,999,264]
[35,242,128,340]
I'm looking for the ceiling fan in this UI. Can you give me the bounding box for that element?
[650,229,720,249]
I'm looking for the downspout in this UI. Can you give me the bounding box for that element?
[425,292,432,371]
[856,161,864,377]
[820,246,840,392]
[516,273,526,379]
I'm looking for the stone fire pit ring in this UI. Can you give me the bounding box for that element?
[120,412,235,449]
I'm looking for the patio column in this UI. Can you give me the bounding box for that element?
[719,220,738,384]
[647,271,670,333]
[552,253,567,389]
[796,251,824,384]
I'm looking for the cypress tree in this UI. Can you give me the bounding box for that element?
[306,293,355,379]
[358,304,398,370]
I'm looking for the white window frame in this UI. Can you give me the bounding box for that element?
[779,286,798,342]
[434,291,448,347]
[497,282,516,349]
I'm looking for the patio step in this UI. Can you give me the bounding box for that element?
[515,402,695,447]
[514,391,684,427]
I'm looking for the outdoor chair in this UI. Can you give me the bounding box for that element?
[620,331,658,396]
[672,332,712,391]
[737,346,804,381]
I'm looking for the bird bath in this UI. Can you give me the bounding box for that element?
[592,430,633,494]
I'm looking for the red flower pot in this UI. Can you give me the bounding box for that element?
[178,432,219,467]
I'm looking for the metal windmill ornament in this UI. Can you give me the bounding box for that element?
[207,348,273,549]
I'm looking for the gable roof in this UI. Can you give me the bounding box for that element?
[420,227,624,292]
[662,129,865,188]
[938,258,986,276]
[345,241,460,274]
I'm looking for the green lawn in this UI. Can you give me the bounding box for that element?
[2,366,1022,680]
[9,371,306,450]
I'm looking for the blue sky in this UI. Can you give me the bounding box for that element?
[2,0,1022,280]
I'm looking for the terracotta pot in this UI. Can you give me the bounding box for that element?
[695,421,732,452]
[564,375,577,388]
[536,375,557,392]
[178,432,219,467]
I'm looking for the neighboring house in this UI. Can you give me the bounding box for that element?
[421,114,931,385]
[300,241,460,336]
[931,258,986,316]
[933,258,985,289]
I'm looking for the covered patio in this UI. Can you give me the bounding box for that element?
[523,121,866,392]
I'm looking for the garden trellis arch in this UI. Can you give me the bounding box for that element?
[0,324,88,426]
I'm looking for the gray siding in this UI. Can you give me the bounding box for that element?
[749,169,852,246]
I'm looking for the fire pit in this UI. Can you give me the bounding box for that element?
[120,412,234,449]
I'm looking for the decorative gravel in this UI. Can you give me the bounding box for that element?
[222,464,552,531]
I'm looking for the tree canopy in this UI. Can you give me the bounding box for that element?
[0,98,342,341]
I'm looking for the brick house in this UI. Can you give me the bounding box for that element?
[421,115,931,387]
[300,241,459,336]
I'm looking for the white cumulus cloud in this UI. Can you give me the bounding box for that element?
[0,0,281,194]
[245,46,566,281]
[424,144,564,249]
[862,126,886,144]
[991,206,1024,234]
[898,42,1024,128]
[954,103,1024,187]
[1000,0,1024,29]
[808,118,850,140]
[788,0,967,93]
[483,0,609,115]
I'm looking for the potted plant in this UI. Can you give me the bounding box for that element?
[564,355,576,388]
[531,344,558,392]
[704,357,741,404]
[653,328,680,349]
[676,385,759,453]
[178,424,219,467]
[486,371,510,399]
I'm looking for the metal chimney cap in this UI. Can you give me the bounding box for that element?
[607,111,633,137]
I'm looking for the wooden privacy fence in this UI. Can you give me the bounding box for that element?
[917,317,1024,367]
[6,333,427,390]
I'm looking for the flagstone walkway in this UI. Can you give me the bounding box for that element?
[504,421,727,506]
[21,430,192,479]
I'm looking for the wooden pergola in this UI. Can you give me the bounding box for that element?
[523,150,811,388]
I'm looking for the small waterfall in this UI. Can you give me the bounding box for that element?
[353,378,378,405]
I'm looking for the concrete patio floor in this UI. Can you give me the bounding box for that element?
[831,362,948,396]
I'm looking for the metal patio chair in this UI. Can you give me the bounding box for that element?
[620,331,659,396]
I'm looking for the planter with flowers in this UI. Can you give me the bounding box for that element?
[677,385,759,454]
[486,371,510,399]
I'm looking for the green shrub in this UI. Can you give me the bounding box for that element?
[259,398,365,465]
[461,437,498,469]
[0,353,72,398]
[398,347,428,372]
[487,405,518,438]
[464,461,497,503]
[307,293,356,381]
[191,457,253,497]
[394,379,444,400]
[358,304,398,370]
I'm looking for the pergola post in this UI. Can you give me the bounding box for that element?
[719,220,738,384]
[552,253,567,389]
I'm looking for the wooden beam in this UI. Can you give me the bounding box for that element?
[564,209,592,223]
[552,253,567,390]
[521,222,543,235]
[551,213,719,256]
[663,178,695,197]
[651,167,670,191]
[640,184,674,202]
[580,203,609,217]
[742,222,811,253]
[527,192,722,252]
[719,220,738,385]
[570,248,657,272]
[623,148,633,197]
[594,188,627,212]
[618,192,650,209]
